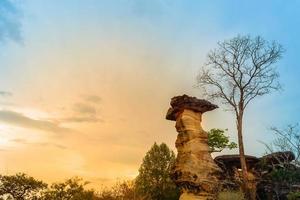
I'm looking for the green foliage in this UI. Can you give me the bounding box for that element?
[287,192,300,200]
[42,177,96,200]
[261,124,300,198]
[0,173,47,200]
[269,168,300,183]
[98,180,144,200]
[135,143,180,200]
[218,190,245,200]
[208,129,237,152]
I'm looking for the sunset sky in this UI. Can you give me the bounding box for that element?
[1,0,300,189]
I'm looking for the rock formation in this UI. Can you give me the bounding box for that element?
[214,151,297,199]
[166,94,222,200]
[214,154,260,193]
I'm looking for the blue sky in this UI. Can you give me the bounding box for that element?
[0,0,299,186]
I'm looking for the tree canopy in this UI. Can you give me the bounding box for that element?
[0,173,47,200]
[42,177,95,200]
[208,128,237,152]
[135,143,179,200]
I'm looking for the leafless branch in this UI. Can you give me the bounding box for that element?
[197,35,283,115]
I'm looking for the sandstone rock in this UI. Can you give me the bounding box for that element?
[166,94,218,121]
[214,155,260,170]
[166,95,221,200]
[214,152,296,199]
[214,151,295,173]
[260,151,295,164]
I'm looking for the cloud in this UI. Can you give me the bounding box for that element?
[73,103,97,115]
[10,138,67,149]
[10,138,26,143]
[62,116,103,123]
[0,110,72,133]
[83,95,102,104]
[61,99,103,123]
[0,0,22,43]
[0,91,12,97]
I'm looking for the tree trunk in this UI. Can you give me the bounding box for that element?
[237,112,255,200]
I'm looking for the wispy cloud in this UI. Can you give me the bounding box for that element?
[73,103,97,115]
[0,91,12,97]
[61,96,103,123]
[83,95,101,104]
[0,110,72,133]
[62,116,103,123]
[10,138,67,149]
[0,0,22,43]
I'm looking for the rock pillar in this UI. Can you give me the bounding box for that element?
[166,94,222,200]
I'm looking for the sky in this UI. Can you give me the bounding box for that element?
[0,0,300,189]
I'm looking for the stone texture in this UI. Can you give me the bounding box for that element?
[214,151,296,199]
[260,151,295,164]
[214,151,295,174]
[166,94,218,121]
[166,95,221,200]
[214,155,260,170]
[214,154,260,195]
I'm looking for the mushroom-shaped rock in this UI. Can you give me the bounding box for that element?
[214,155,260,170]
[260,151,295,165]
[166,94,221,200]
[166,94,218,121]
[214,154,260,196]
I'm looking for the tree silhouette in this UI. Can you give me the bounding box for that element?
[42,177,96,200]
[0,173,47,200]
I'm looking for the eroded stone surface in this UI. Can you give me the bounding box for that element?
[213,151,296,199]
[166,95,221,199]
[214,155,260,170]
[260,151,295,164]
[166,94,218,121]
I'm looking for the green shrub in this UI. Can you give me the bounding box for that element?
[287,192,300,200]
[269,168,300,183]
[218,190,245,200]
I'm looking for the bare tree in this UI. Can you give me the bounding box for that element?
[259,124,300,200]
[267,124,300,166]
[197,35,283,199]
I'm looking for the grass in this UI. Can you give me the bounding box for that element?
[218,190,245,200]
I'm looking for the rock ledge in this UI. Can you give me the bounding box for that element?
[166,94,218,121]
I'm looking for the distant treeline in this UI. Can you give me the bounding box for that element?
[0,143,179,200]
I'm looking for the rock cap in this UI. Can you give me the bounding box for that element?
[166,94,218,121]
[260,151,295,164]
[214,154,260,169]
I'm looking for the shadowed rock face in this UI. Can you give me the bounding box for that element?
[166,95,221,200]
[214,151,295,173]
[215,155,260,170]
[213,151,296,199]
[260,151,295,164]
